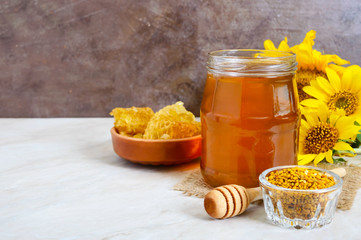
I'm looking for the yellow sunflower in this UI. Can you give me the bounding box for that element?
[302,66,361,121]
[264,37,290,52]
[264,30,350,101]
[328,64,360,78]
[298,103,360,166]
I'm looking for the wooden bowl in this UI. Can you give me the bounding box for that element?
[110,127,202,165]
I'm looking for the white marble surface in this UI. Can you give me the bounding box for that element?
[0,118,360,240]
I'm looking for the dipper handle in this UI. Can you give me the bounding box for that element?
[204,167,346,219]
[330,167,346,178]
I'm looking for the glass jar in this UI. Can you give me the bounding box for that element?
[200,49,299,188]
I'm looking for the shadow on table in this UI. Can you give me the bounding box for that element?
[111,155,201,173]
[183,201,273,226]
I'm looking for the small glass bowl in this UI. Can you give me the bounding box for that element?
[259,165,343,229]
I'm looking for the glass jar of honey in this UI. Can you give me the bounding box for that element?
[200,49,299,188]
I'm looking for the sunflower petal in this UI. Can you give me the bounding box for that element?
[298,154,316,165]
[300,99,322,108]
[314,152,326,166]
[310,79,320,88]
[335,116,359,139]
[326,67,341,91]
[300,125,308,134]
[278,37,290,51]
[333,141,355,152]
[339,126,361,140]
[330,54,350,66]
[353,70,361,92]
[317,101,329,122]
[336,116,356,129]
[264,40,276,50]
[299,133,307,141]
[301,118,311,130]
[325,150,333,164]
[303,86,329,102]
[304,111,318,126]
[348,65,361,93]
[353,106,361,122]
[328,64,347,77]
[304,30,316,44]
[330,113,341,126]
[341,67,353,92]
[316,76,335,95]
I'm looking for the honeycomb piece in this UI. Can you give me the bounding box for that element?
[144,102,201,139]
[159,121,201,139]
[110,107,154,135]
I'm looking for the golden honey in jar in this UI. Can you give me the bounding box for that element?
[200,49,299,188]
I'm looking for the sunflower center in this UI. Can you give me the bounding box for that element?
[328,91,358,116]
[295,70,327,102]
[303,122,339,154]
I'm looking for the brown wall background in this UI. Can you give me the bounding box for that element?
[1,0,360,117]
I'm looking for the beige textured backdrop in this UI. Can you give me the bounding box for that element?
[1,0,360,117]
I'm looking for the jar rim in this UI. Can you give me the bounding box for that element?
[207,49,297,77]
[208,49,296,59]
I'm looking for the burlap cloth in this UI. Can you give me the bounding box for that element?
[173,162,361,210]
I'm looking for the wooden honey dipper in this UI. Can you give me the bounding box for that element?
[204,167,346,219]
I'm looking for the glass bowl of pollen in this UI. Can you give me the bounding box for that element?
[259,165,343,229]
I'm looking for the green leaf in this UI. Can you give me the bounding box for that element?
[357,134,361,142]
[352,134,361,148]
[333,157,346,164]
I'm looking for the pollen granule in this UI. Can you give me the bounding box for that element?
[264,167,336,220]
[266,167,335,190]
